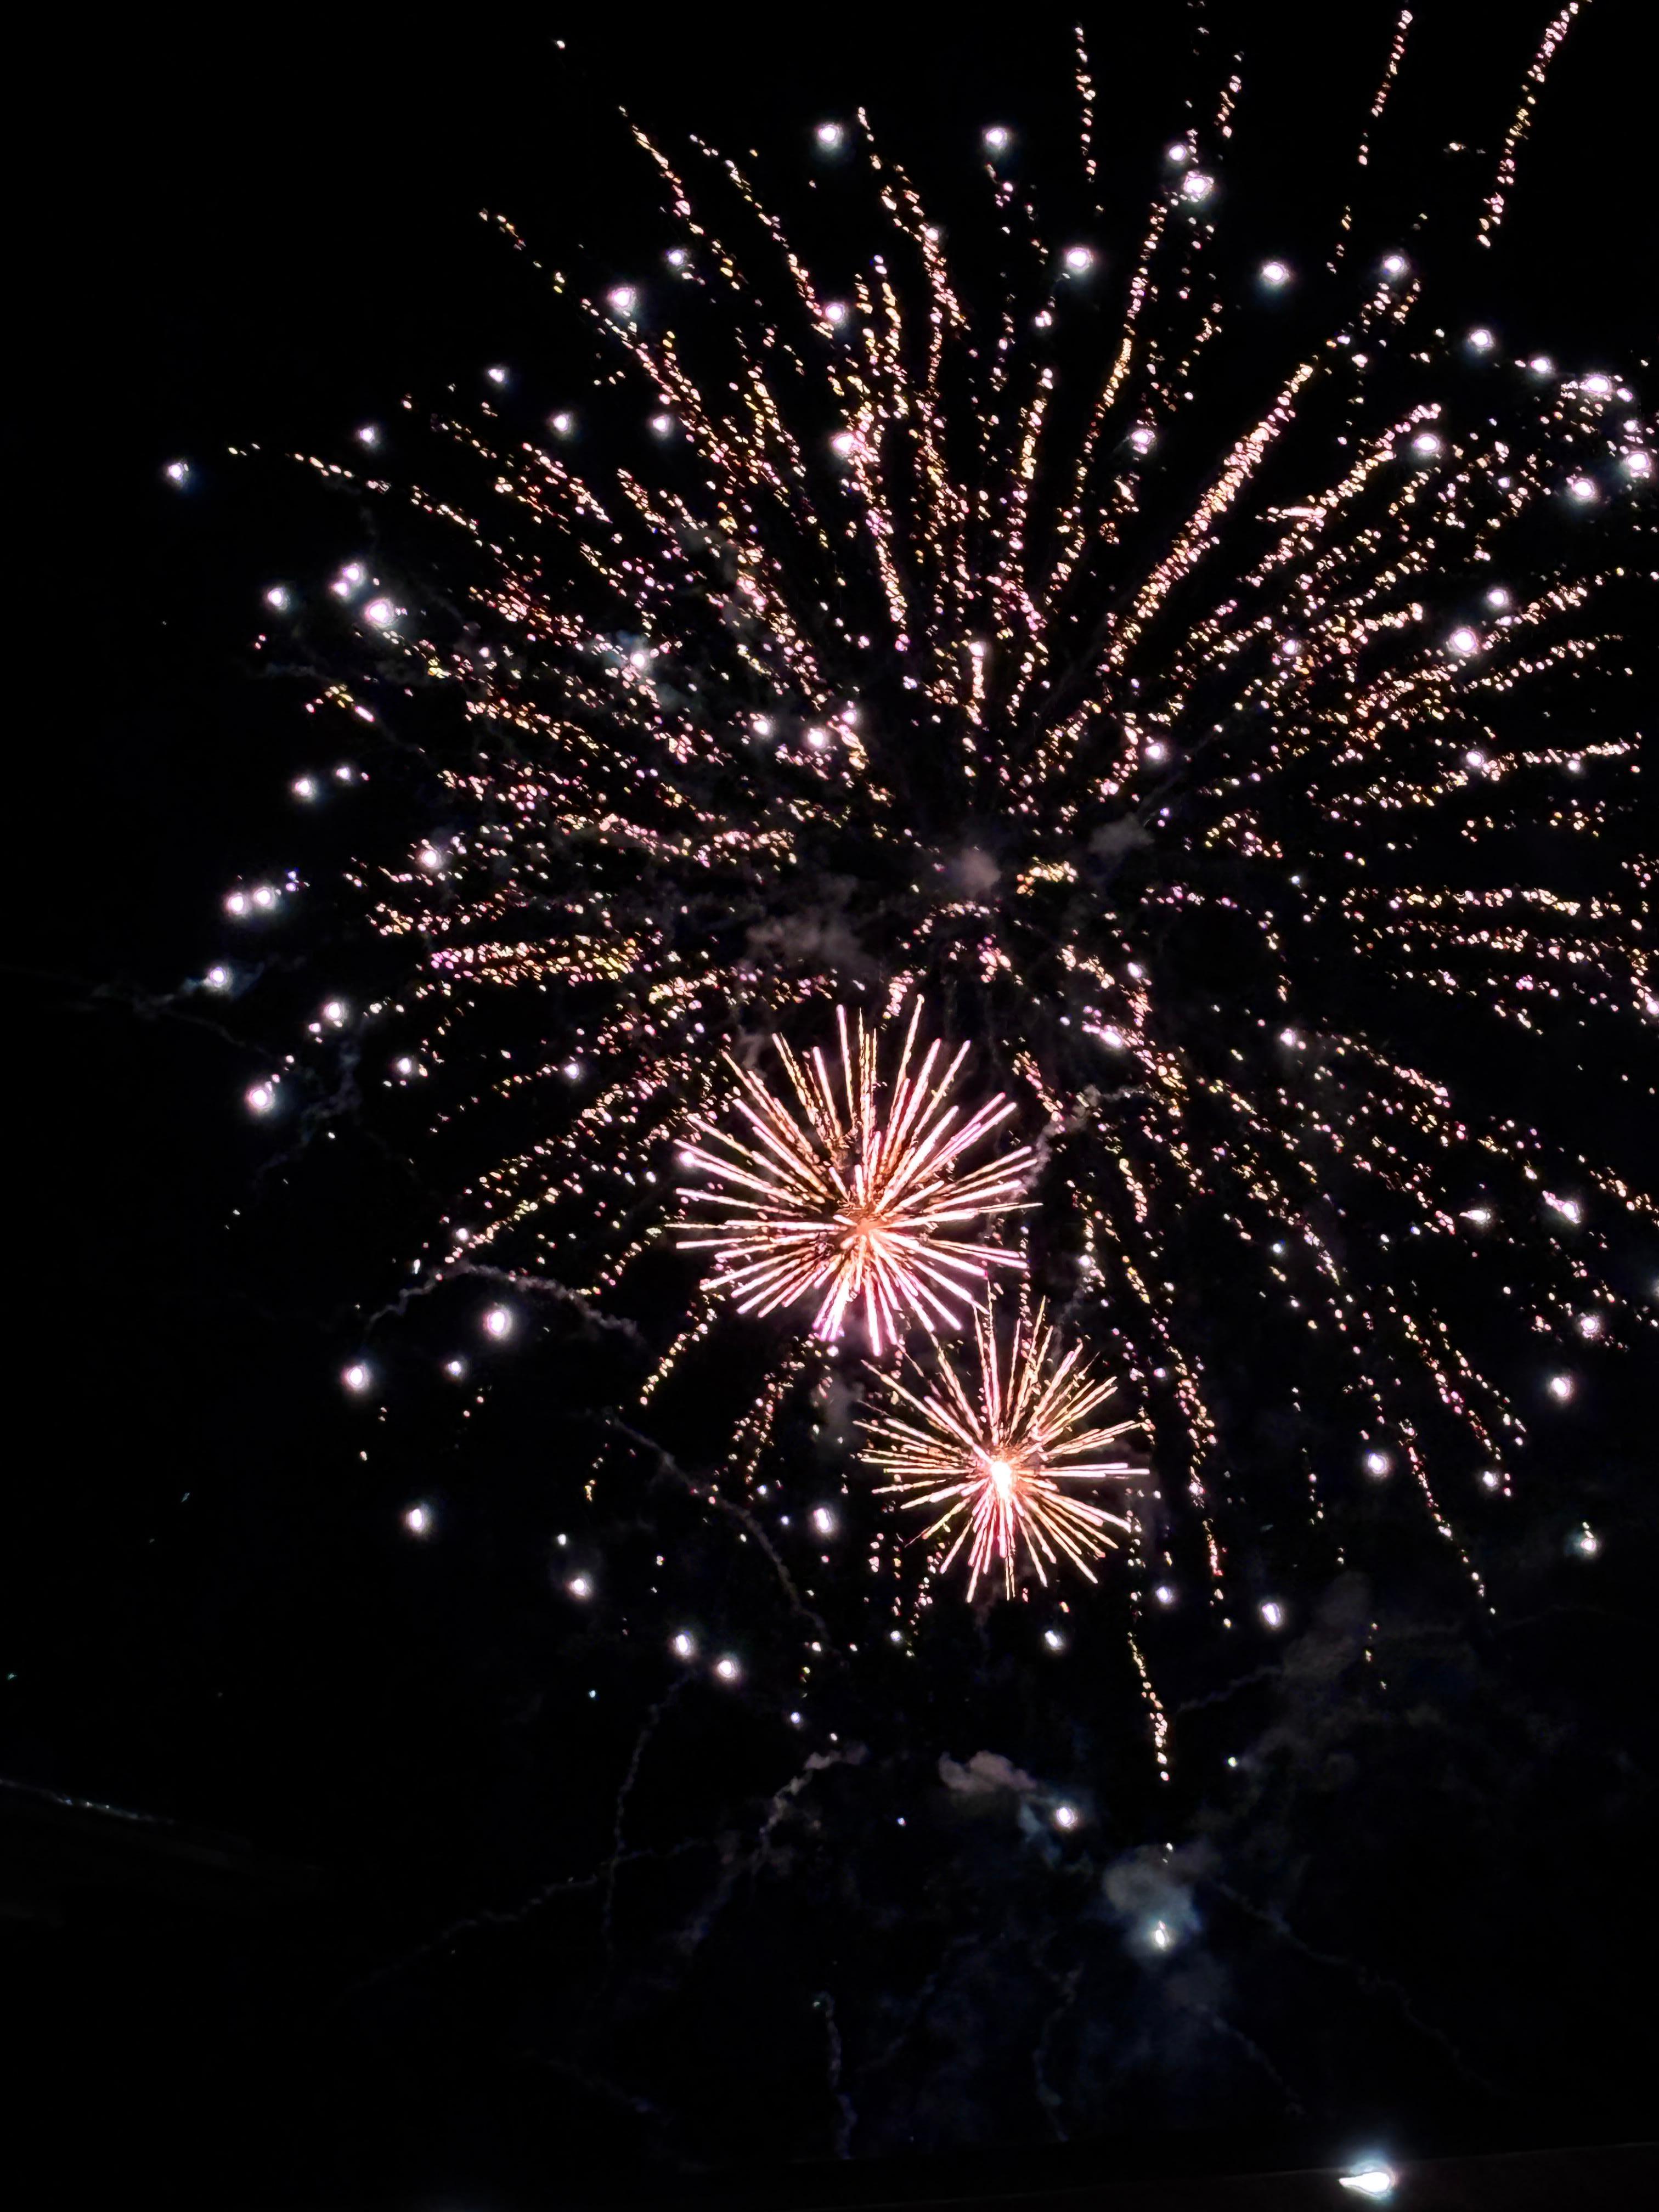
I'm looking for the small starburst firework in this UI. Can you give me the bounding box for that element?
[677,1001,1032,1353]
[860,1293,1142,1598]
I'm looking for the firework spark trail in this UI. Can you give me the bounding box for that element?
[1032,1950,1085,2139]
[860,1294,1142,1599]
[606,1419,834,1641]
[1481,4,1583,246]
[344,1833,719,2001]
[812,1989,857,2159]
[1207,1877,1500,2096]
[1195,2006,1308,2117]
[1328,7,1414,278]
[603,1677,690,1951]
[227,25,1655,1655]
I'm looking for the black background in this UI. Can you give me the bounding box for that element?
[7,5,1657,2205]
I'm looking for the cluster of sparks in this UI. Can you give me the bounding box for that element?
[860,1295,1141,1599]
[200,12,1655,1682]
[676,1001,1031,1354]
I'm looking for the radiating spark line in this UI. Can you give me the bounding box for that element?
[1481,5,1582,246]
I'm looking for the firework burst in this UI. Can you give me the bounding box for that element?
[209,15,1655,1669]
[677,1001,1032,1353]
[860,1293,1142,1600]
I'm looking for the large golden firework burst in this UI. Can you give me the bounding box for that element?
[676,1002,1032,1353]
[859,1293,1143,1599]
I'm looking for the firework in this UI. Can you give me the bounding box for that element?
[676,1001,1031,1353]
[860,1294,1141,1599]
[214,15,1653,1649]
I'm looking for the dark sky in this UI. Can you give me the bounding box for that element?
[8,6,1657,2207]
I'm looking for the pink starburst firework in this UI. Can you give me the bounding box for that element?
[676,1002,1032,1353]
[860,1294,1142,1598]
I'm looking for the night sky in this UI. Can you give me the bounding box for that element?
[9,8,1658,2207]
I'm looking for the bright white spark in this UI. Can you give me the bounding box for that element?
[1339,2169,1397,2202]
